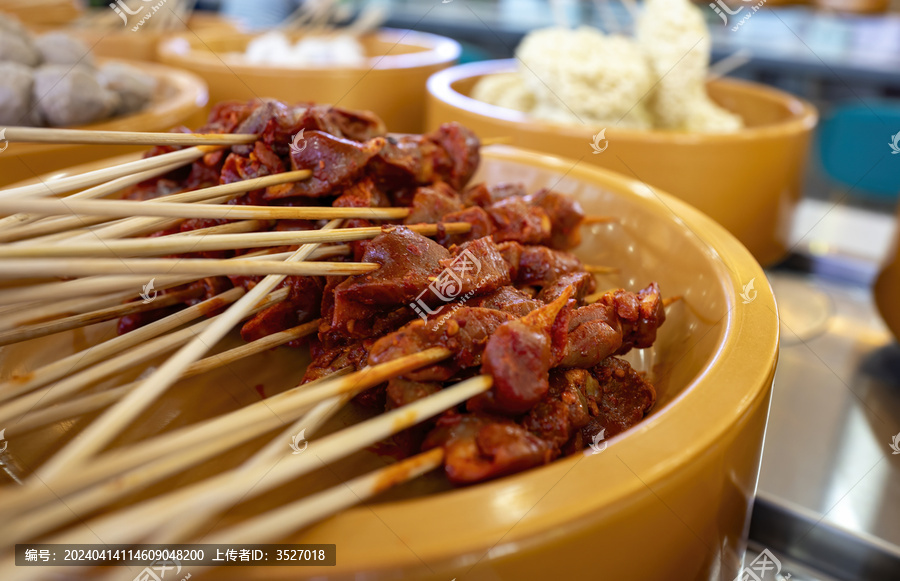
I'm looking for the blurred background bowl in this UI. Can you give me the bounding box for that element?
[426,59,819,266]
[157,28,461,133]
[0,0,81,27]
[24,12,240,63]
[2,146,779,580]
[0,60,208,188]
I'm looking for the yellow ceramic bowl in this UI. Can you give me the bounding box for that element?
[36,13,241,63]
[427,59,819,266]
[157,28,461,134]
[0,60,208,188]
[874,204,900,341]
[1,147,778,580]
[0,0,81,26]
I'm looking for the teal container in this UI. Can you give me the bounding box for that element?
[817,101,900,200]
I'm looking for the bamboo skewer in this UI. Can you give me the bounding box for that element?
[0,287,248,407]
[8,215,179,246]
[0,288,146,332]
[138,218,268,239]
[2,127,259,147]
[582,215,617,225]
[4,385,128,438]
[2,170,313,243]
[0,222,470,260]
[10,373,489,549]
[0,245,349,306]
[0,273,194,309]
[0,160,187,234]
[0,146,219,200]
[0,130,508,152]
[0,197,411,222]
[82,217,270,243]
[24,217,270,249]
[31,220,345,482]
[5,320,323,437]
[206,448,445,546]
[0,286,204,347]
[0,258,379,279]
[11,202,249,246]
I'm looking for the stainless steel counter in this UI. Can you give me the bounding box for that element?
[746,201,900,580]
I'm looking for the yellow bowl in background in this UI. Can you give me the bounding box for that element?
[157,28,461,134]
[427,59,819,266]
[874,203,900,341]
[0,60,208,188]
[1,146,779,580]
[26,13,241,62]
[0,0,81,27]
[65,13,240,62]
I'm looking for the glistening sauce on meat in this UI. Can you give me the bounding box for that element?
[117,100,666,486]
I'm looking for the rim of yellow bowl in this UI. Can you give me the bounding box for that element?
[427,58,818,144]
[158,27,462,73]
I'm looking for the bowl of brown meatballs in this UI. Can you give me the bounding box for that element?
[0,16,208,186]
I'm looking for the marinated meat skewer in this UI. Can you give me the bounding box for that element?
[366,282,664,384]
[424,357,656,485]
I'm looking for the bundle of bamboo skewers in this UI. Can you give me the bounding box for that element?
[0,125,646,580]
